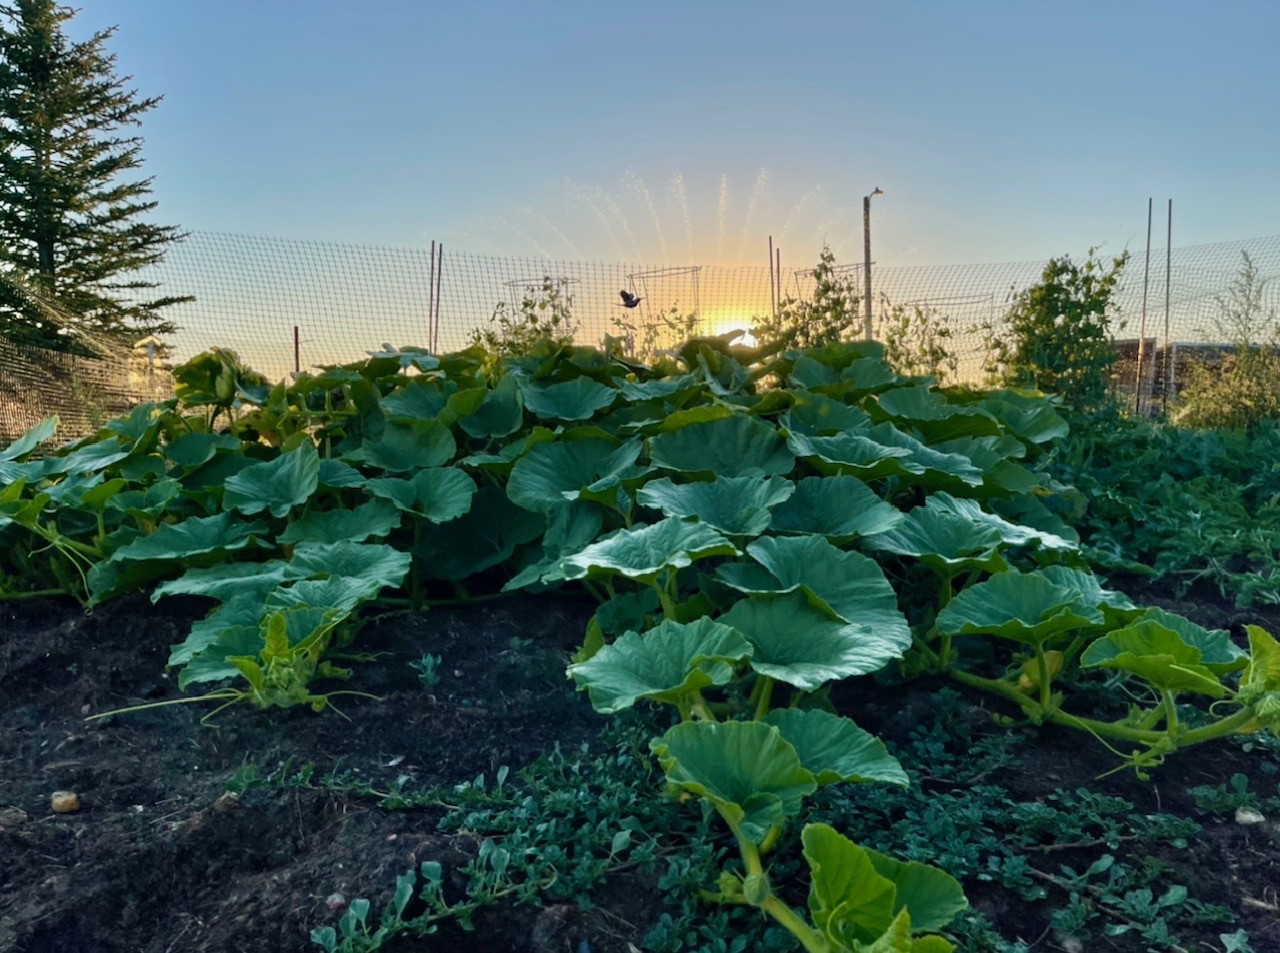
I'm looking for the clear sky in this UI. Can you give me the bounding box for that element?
[71,0,1280,270]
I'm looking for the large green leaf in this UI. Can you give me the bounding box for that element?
[861,502,1007,575]
[38,436,133,478]
[222,442,322,518]
[152,560,295,603]
[503,500,605,590]
[169,590,264,668]
[1080,621,1226,697]
[719,536,909,641]
[104,512,269,564]
[764,709,906,787]
[651,720,816,844]
[1127,607,1246,674]
[720,591,907,690]
[455,374,525,438]
[165,432,243,469]
[864,423,985,488]
[936,571,1104,645]
[266,575,389,615]
[785,429,916,481]
[649,414,794,477]
[863,844,970,935]
[277,499,404,545]
[614,373,703,403]
[176,619,267,688]
[519,376,618,420]
[769,476,904,540]
[978,390,1069,444]
[636,475,794,536]
[1,416,57,462]
[412,485,544,580]
[367,468,477,522]
[926,492,1076,552]
[562,518,739,582]
[379,377,453,422]
[288,541,411,592]
[874,385,1001,442]
[567,617,753,713]
[783,394,871,436]
[1238,626,1280,729]
[343,418,456,472]
[802,822,899,946]
[1040,566,1139,624]
[506,437,641,513]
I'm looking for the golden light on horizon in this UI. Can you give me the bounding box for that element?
[702,306,759,347]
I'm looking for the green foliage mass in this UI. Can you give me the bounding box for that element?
[753,246,863,351]
[989,250,1129,410]
[1174,252,1280,431]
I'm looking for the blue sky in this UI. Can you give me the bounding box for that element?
[74,1,1280,269]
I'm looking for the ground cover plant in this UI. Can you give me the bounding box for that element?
[3,328,1280,951]
[1046,410,1280,609]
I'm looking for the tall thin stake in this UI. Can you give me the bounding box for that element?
[427,240,437,352]
[1137,198,1153,414]
[293,325,300,375]
[433,243,444,353]
[1163,200,1173,415]
[768,236,777,320]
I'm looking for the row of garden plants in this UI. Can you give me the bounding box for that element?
[1046,409,1280,608]
[3,334,1280,950]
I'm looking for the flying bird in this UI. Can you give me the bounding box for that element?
[619,290,643,308]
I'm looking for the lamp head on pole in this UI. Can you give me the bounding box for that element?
[869,187,884,198]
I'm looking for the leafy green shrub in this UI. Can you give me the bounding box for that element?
[470,276,578,356]
[987,250,1129,410]
[607,303,701,365]
[1174,252,1280,431]
[753,246,861,351]
[876,296,961,382]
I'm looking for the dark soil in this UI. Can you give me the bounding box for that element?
[2,582,1279,953]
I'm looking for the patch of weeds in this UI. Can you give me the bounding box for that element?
[408,652,442,688]
[1188,772,1280,817]
[229,714,786,952]
[809,689,1243,950]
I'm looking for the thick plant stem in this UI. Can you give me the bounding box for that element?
[0,587,71,601]
[759,895,829,953]
[753,677,776,722]
[1036,647,1052,715]
[949,667,1259,748]
[936,572,955,670]
[736,836,828,953]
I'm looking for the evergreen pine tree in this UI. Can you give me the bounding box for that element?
[0,0,189,352]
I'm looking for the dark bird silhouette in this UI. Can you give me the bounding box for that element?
[619,290,643,308]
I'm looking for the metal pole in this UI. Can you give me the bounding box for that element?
[293,325,300,375]
[863,195,873,340]
[863,187,882,341]
[775,247,781,316]
[428,240,436,352]
[1163,199,1173,415]
[1137,198,1152,414]
[768,236,776,320]
[433,243,444,353]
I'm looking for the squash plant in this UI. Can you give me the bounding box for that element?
[2,335,1279,762]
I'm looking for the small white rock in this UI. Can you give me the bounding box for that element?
[1235,807,1266,825]
[325,892,347,910]
[50,791,80,814]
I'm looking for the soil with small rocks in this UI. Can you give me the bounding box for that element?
[1,579,1278,953]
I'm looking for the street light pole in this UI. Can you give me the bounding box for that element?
[863,187,883,341]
